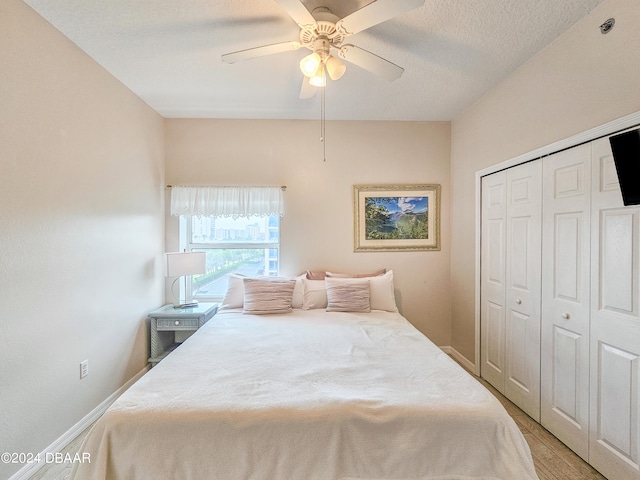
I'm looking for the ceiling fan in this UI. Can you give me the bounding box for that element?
[221,0,425,99]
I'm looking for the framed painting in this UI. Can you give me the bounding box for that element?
[353,184,441,252]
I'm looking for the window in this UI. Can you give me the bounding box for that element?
[184,215,280,301]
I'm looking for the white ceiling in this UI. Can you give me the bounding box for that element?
[24,0,605,121]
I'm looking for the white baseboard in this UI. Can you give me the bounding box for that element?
[10,366,149,480]
[440,346,477,375]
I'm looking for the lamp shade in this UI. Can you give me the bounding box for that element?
[326,55,346,80]
[165,252,206,277]
[309,66,326,87]
[300,52,321,77]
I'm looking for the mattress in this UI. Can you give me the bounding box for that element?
[71,308,538,480]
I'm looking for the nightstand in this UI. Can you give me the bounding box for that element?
[147,303,218,366]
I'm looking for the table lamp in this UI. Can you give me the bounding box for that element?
[165,251,206,308]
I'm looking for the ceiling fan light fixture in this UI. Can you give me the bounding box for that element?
[300,52,321,77]
[325,55,346,81]
[309,65,326,87]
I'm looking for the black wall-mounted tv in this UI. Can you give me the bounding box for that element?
[609,128,640,206]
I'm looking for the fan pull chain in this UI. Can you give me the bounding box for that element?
[320,82,326,162]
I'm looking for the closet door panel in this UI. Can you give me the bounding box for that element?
[590,136,640,480]
[600,210,635,313]
[555,214,581,299]
[505,161,542,421]
[596,343,638,462]
[509,217,532,290]
[541,145,591,459]
[485,301,504,378]
[481,172,507,391]
[550,326,581,419]
[506,309,532,391]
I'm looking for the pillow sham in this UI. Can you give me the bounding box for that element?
[291,274,305,309]
[325,277,370,313]
[242,278,296,315]
[301,278,327,309]
[369,270,398,312]
[305,270,326,280]
[220,273,246,310]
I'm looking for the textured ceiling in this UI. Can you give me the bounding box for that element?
[23,0,605,120]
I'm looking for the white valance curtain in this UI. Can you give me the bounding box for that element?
[170,186,284,218]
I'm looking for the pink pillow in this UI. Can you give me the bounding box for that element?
[305,270,326,280]
[242,278,296,315]
[325,277,370,312]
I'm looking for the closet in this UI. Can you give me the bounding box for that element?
[480,135,640,480]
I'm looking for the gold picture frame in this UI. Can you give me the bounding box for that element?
[354,184,441,252]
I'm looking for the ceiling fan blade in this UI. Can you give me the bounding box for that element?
[274,0,317,29]
[338,44,404,81]
[221,41,302,63]
[299,77,316,99]
[336,0,425,35]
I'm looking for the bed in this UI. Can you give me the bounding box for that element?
[72,272,538,480]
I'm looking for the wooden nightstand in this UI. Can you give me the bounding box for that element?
[147,303,218,366]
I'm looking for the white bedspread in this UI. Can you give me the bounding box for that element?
[72,309,538,480]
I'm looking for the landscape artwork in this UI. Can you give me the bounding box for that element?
[365,196,428,240]
[354,184,440,251]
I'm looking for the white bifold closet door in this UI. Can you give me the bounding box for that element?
[482,131,640,480]
[481,170,507,393]
[541,144,592,461]
[589,136,640,480]
[481,161,542,421]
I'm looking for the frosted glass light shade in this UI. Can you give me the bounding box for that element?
[326,55,346,80]
[165,252,206,277]
[300,52,321,77]
[309,66,326,87]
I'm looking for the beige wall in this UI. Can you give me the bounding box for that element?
[165,119,451,344]
[8,0,636,472]
[450,0,640,362]
[0,1,165,478]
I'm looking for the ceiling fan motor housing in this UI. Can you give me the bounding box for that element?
[299,7,345,54]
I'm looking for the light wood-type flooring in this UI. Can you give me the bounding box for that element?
[30,376,607,480]
[475,377,607,480]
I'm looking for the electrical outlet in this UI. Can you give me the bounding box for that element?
[80,360,89,379]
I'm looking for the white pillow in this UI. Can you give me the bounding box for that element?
[325,277,370,313]
[301,278,327,309]
[291,274,305,309]
[369,270,398,312]
[242,278,296,315]
[220,273,246,310]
